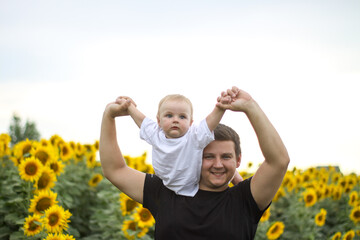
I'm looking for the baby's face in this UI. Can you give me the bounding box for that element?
[157,100,193,138]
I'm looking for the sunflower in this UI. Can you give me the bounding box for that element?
[273,187,285,202]
[13,139,34,159]
[49,134,64,147]
[29,190,58,215]
[349,191,358,207]
[18,156,44,182]
[314,208,327,226]
[59,142,73,162]
[132,206,155,228]
[34,166,57,193]
[63,234,76,240]
[30,146,55,165]
[332,186,342,200]
[93,140,99,151]
[86,153,97,168]
[44,205,71,233]
[88,173,103,187]
[122,219,149,240]
[342,230,355,240]
[349,206,360,224]
[23,214,43,236]
[47,158,65,176]
[120,193,139,216]
[43,233,64,240]
[303,188,317,207]
[331,232,341,240]
[260,207,271,222]
[266,221,285,240]
[0,133,11,157]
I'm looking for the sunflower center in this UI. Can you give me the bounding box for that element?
[25,163,38,176]
[36,151,49,165]
[129,222,136,231]
[29,221,40,231]
[23,144,32,155]
[49,213,60,226]
[270,225,279,234]
[38,173,51,189]
[306,195,313,202]
[50,163,59,172]
[36,197,51,212]
[140,209,151,221]
[354,210,360,219]
[126,200,137,212]
[92,176,100,184]
[62,146,69,156]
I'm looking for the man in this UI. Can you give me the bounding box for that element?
[100,86,290,239]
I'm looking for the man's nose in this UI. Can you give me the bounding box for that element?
[213,157,223,168]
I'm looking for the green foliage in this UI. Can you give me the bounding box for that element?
[8,114,40,146]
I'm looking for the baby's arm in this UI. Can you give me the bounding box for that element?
[206,89,238,131]
[128,103,146,128]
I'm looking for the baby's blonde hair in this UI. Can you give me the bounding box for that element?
[157,94,193,120]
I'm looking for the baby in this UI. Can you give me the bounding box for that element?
[119,91,233,196]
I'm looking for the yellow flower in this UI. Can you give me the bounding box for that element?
[18,156,44,182]
[314,208,327,226]
[47,159,65,176]
[30,146,55,165]
[43,232,65,240]
[13,139,34,159]
[23,214,43,236]
[122,219,149,240]
[0,133,11,157]
[266,221,285,240]
[349,191,358,207]
[59,142,73,162]
[331,232,341,240]
[49,134,64,147]
[349,206,360,224]
[260,207,271,222]
[88,173,103,187]
[332,186,342,200]
[342,230,355,240]
[29,190,58,215]
[86,153,97,168]
[303,188,317,207]
[132,206,155,228]
[273,187,285,202]
[35,167,57,192]
[120,193,139,216]
[44,205,71,233]
[63,234,76,240]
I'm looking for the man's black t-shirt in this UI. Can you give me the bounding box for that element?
[143,174,268,240]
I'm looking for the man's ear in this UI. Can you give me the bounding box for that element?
[236,154,241,168]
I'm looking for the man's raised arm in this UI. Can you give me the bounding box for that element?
[99,97,146,204]
[217,87,290,210]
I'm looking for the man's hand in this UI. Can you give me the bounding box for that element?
[105,96,136,118]
[216,86,254,113]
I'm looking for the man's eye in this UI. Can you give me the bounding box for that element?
[203,155,214,160]
[222,155,232,160]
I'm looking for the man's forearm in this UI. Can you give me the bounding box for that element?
[99,112,125,177]
[246,101,289,167]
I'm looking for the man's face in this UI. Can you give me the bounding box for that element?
[199,140,241,192]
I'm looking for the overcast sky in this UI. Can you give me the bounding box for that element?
[1,0,359,174]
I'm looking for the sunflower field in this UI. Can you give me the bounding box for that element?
[0,133,359,240]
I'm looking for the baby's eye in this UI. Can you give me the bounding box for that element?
[165,114,173,118]
[180,115,187,119]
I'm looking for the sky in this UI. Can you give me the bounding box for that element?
[1,0,359,174]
